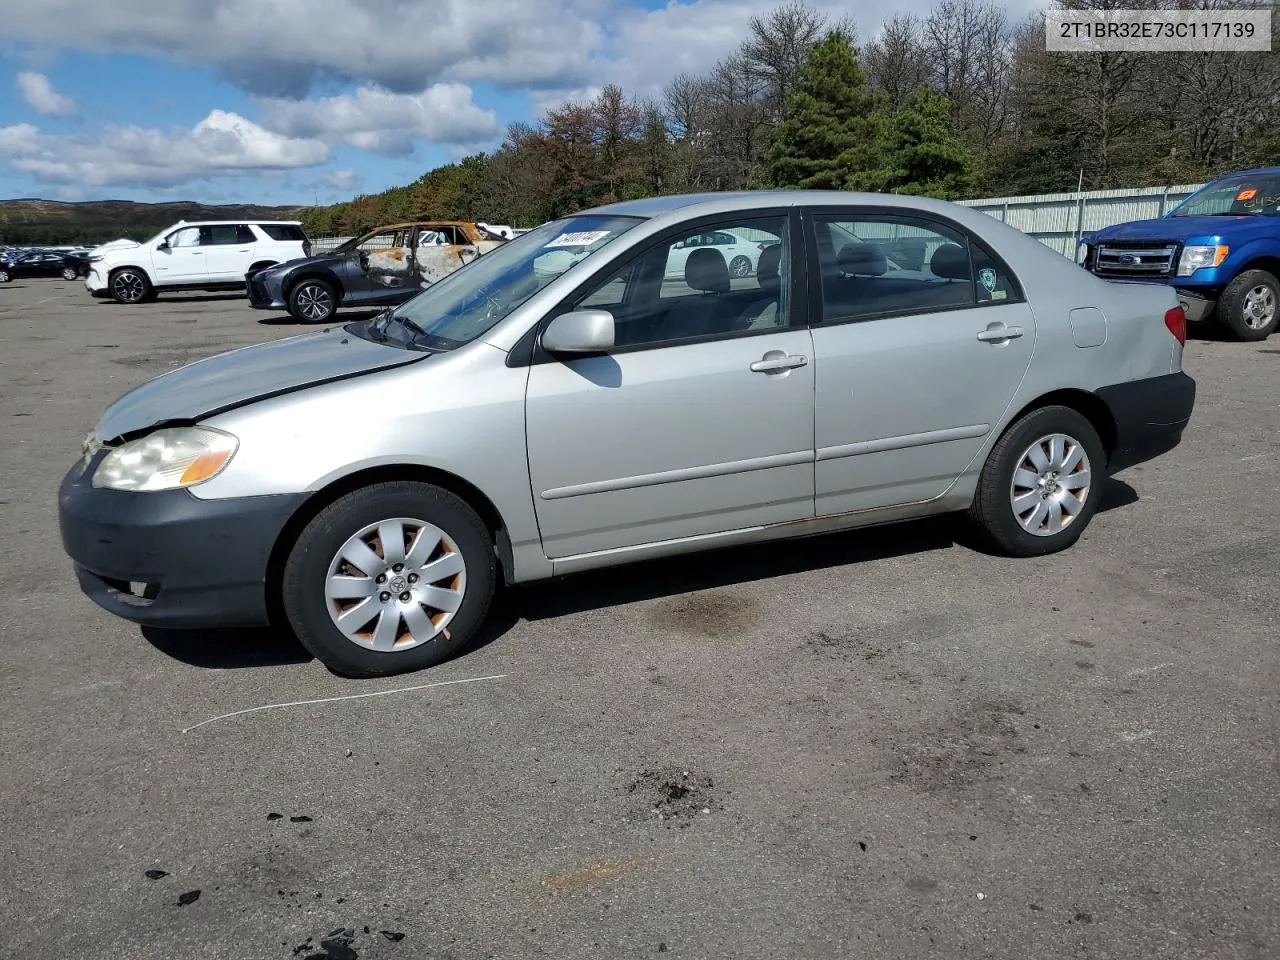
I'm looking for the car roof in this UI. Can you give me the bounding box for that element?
[578,190,1000,221]
[167,219,303,227]
[373,221,481,230]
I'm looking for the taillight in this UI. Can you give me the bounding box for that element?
[1164,305,1187,345]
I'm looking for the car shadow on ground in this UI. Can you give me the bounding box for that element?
[257,309,385,326]
[136,479,1138,672]
[94,294,245,305]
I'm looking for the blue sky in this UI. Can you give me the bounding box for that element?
[0,0,1038,206]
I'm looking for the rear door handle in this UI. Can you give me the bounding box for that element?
[750,354,808,373]
[977,324,1024,342]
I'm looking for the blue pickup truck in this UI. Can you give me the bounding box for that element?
[1082,167,1280,341]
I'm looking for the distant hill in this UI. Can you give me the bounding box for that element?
[0,198,309,246]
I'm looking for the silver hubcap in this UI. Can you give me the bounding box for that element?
[113,272,144,302]
[0,270,8,282]
[731,256,751,278]
[1243,285,1276,329]
[1010,433,1092,537]
[297,284,331,320]
[62,268,76,280]
[324,517,467,652]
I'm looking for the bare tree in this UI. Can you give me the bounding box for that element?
[740,0,834,121]
[922,0,1012,144]
[864,14,930,108]
[663,72,710,141]
[702,53,770,189]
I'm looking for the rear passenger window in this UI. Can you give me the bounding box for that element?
[236,224,256,244]
[201,225,243,246]
[815,215,978,322]
[258,224,307,242]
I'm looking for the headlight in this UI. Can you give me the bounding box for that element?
[92,426,238,491]
[1177,244,1228,277]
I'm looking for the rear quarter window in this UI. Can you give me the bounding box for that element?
[258,224,308,242]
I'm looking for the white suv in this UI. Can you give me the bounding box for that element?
[85,220,312,304]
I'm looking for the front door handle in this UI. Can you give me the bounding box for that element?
[750,353,808,373]
[977,324,1024,343]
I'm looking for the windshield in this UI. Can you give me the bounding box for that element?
[377,214,643,348]
[1169,173,1280,217]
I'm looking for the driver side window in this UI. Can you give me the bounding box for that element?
[168,227,201,248]
[566,215,790,349]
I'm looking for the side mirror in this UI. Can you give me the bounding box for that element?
[157,240,170,251]
[542,309,615,354]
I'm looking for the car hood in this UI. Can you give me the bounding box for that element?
[93,325,426,441]
[262,251,347,276]
[1091,215,1279,244]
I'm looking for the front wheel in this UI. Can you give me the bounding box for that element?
[282,481,497,678]
[730,255,753,278]
[967,406,1105,557]
[110,268,151,304]
[288,279,336,323]
[1217,269,1279,341]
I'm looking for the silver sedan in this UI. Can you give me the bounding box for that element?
[60,191,1196,677]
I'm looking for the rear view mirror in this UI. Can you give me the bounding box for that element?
[542,309,615,354]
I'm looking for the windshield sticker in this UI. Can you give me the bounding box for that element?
[979,267,998,292]
[545,230,611,248]
[1236,188,1258,201]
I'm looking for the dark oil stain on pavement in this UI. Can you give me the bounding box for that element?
[651,592,756,639]
[292,926,407,959]
[891,698,1030,792]
[176,889,201,906]
[627,766,717,827]
[144,869,168,880]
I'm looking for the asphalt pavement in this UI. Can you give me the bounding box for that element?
[1,278,1277,960]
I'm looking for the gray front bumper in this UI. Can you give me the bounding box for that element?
[1174,289,1216,324]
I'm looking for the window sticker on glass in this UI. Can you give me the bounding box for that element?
[1237,188,1258,201]
[545,230,611,248]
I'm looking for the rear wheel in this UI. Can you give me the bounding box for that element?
[0,268,9,283]
[967,406,1105,557]
[110,268,151,304]
[282,481,496,678]
[288,278,336,323]
[61,266,78,281]
[1217,269,1279,341]
[730,255,753,278]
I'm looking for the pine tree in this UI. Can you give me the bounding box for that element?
[879,86,978,200]
[762,29,888,190]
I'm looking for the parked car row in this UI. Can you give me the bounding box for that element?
[0,247,90,283]
[61,216,515,323]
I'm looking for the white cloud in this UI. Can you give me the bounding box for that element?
[16,71,76,116]
[0,0,1044,100]
[258,83,501,155]
[0,110,328,188]
[0,0,608,94]
[317,169,363,191]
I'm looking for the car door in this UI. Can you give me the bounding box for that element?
[200,224,256,282]
[154,226,208,284]
[804,208,1035,515]
[524,210,816,559]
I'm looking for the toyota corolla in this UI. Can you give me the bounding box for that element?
[59,191,1196,677]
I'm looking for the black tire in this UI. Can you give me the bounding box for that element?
[967,405,1106,557]
[109,268,151,305]
[1216,269,1279,341]
[61,267,78,281]
[730,255,753,278]
[288,278,336,323]
[281,481,496,678]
